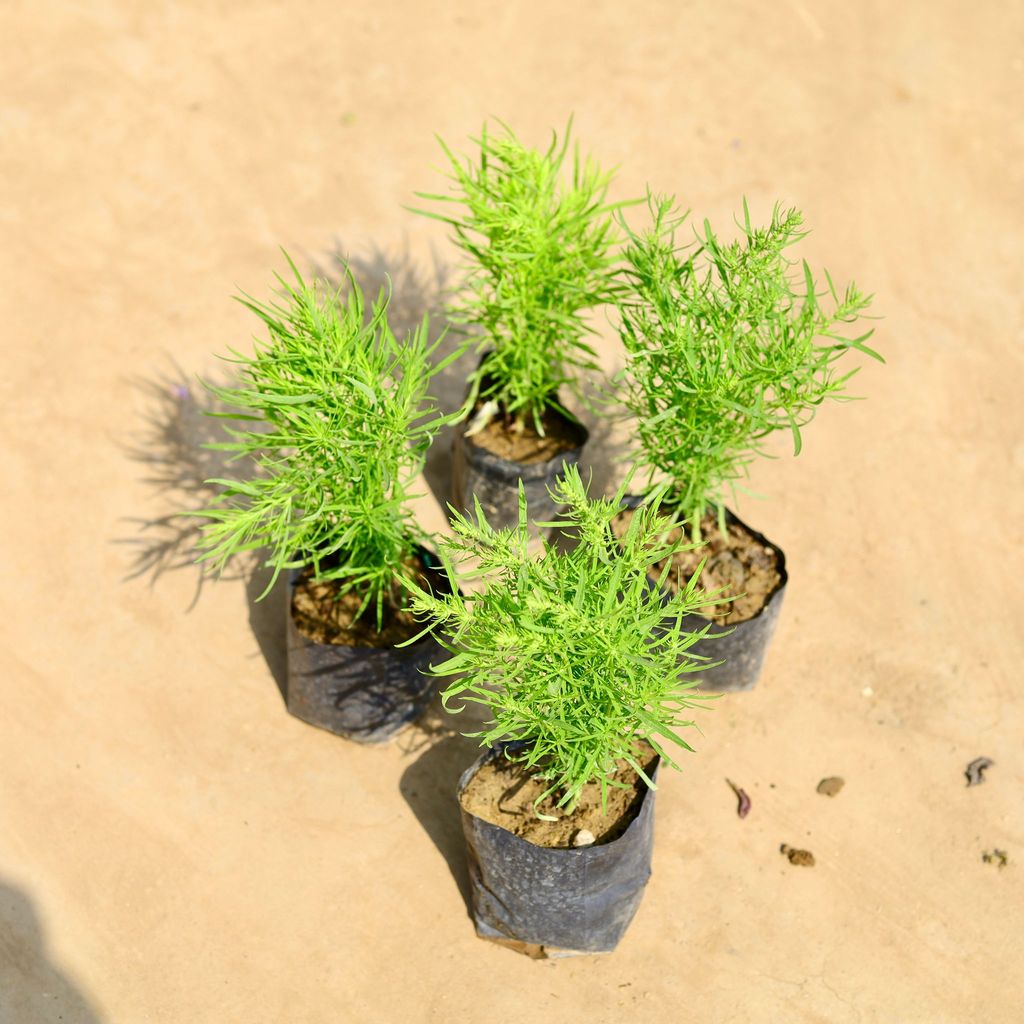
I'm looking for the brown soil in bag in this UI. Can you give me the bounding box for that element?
[460,742,659,849]
[291,550,438,648]
[615,507,782,626]
[467,403,586,464]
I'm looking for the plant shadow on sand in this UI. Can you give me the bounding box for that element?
[117,360,291,701]
[118,242,624,916]
[395,695,488,919]
[118,240,464,708]
[0,878,105,1023]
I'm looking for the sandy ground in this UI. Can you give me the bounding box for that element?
[2,2,1023,1021]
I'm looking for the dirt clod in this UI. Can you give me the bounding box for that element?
[965,757,994,787]
[817,776,845,797]
[982,849,1008,869]
[780,844,815,867]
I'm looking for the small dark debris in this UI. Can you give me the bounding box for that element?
[817,776,845,797]
[965,757,994,787]
[780,843,815,867]
[725,778,751,818]
[982,849,1008,870]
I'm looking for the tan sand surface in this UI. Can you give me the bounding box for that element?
[2,2,1022,1021]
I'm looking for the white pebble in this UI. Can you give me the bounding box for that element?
[572,829,595,847]
[862,686,874,697]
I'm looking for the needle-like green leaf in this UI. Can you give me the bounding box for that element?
[408,465,723,815]
[190,254,464,628]
[414,120,635,435]
[614,194,879,538]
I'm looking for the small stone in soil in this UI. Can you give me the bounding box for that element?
[572,829,595,848]
[708,550,744,591]
[816,776,845,797]
[780,844,815,867]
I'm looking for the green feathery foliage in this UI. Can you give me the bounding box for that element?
[616,195,881,538]
[405,466,724,814]
[414,119,632,435]
[191,254,460,627]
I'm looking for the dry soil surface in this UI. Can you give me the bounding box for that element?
[2,3,1022,1022]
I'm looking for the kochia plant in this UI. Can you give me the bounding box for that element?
[193,255,458,625]
[616,196,880,538]
[414,120,629,435]
[406,467,724,812]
